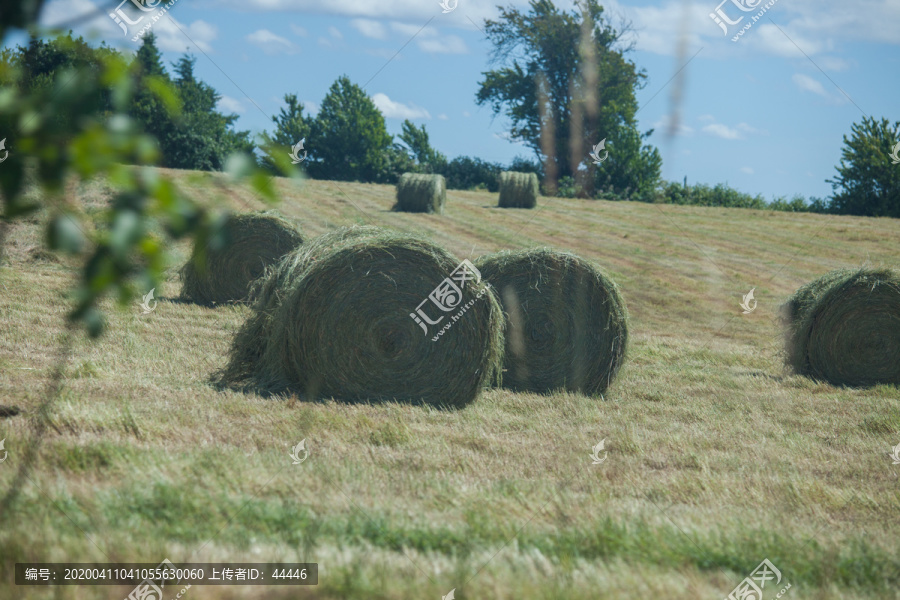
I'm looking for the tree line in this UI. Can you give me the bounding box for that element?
[2,0,897,217]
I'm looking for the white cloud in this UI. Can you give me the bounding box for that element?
[698,118,765,140]
[351,19,388,39]
[303,101,319,116]
[218,96,245,114]
[372,93,431,120]
[318,36,332,47]
[217,0,501,26]
[740,166,754,175]
[612,0,707,56]
[329,26,343,39]
[41,0,119,38]
[290,24,308,37]
[42,0,219,54]
[749,24,825,58]
[737,122,767,135]
[697,114,716,122]
[418,34,467,54]
[246,29,298,55]
[389,21,467,53]
[218,0,900,53]
[702,123,741,140]
[152,19,218,53]
[390,22,438,38]
[819,56,852,71]
[437,113,449,120]
[653,115,693,136]
[462,111,471,117]
[792,73,828,97]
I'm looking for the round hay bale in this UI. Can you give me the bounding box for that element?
[394,173,446,214]
[474,249,628,395]
[215,225,504,407]
[498,171,538,209]
[782,268,900,386]
[179,212,303,306]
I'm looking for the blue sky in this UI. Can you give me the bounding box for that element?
[14,0,900,201]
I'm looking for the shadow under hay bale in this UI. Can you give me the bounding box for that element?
[782,268,900,387]
[498,171,538,209]
[215,225,504,407]
[475,249,629,396]
[179,212,303,306]
[393,173,446,214]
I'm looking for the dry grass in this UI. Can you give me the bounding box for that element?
[1,170,899,599]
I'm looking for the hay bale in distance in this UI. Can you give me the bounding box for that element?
[474,249,628,396]
[215,225,504,407]
[179,212,303,306]
[394,173,446,214]
[782,268,900,386]
[498,171,538,209]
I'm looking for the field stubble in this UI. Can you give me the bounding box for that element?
[0,171,899,599]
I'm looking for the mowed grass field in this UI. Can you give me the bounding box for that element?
[1,169,899,599]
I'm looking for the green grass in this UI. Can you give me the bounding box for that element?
[1,171,899,599]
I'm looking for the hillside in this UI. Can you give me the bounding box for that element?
[1,170,899,599]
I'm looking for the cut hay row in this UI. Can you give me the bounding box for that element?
[394,173,446,214]
[475,249,629,395]
[215,225,504,407]
[180,212,303,306]
[498,171,538,209]
[782,267,900,387]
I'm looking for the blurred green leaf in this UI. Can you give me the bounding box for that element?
[225,152,255,179]
[251,170,277,203]
[109,209,142,258]
[47,214,86,254]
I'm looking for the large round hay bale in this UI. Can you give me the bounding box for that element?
[215,226,504,407]
[782,268,900,386]
[498,171,538,209]
[394,173,446,214]
[179,212,303,306]
[474,249,628,395]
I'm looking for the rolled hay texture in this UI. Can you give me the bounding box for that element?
[179,212,303,306]
[474,249,628,396]
[782,268,900,387]
[394,173,446,214]
[498,171,539,209]
[215,225,505,407]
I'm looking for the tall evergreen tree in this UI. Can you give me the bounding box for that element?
[307,75,393,182]
[134,31,166,78]
[827,116,900,218]
[142,52,253,171]
[128,33,175,162]
[259,93,314,173]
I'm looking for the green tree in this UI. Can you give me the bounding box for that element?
[128,33,179,164]
[476,0,660,197]
[827,116,900,218]
[134,30,166,78]
[308,75,393,182]
[440,156,505,191]
[398,120,447,173]
[594,126,662,199]
[16,33,117,131]
[162,53,254,170]
[259,93,314,173]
